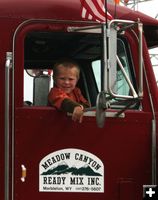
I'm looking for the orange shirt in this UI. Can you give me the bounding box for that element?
[48,87,89,111]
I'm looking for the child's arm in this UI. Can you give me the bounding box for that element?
[48,87,88,123]
[72,105,84,123]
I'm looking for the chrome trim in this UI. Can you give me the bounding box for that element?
[67,25,102,33]
[67,110,125,118]
[138,22,143,98]
[151,119,157,184]
[102,24,108,91]
[143,55,157,185]
[5,52,12,200]
[84,111,125,118]
[107,19,139,99]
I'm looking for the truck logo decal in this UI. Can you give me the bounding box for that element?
[39,148,104,193]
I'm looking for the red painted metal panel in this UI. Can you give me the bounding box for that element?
[0,1,157,200]
[13,107,152,199]
[0,0,158,26]
[119,180,136,200]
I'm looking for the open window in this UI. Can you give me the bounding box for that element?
[24,30,103,106]
[23,19,143,119]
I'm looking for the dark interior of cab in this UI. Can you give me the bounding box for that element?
[24,31,102,106]
[24,31,102,68]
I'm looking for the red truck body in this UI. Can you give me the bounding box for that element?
[0,0,158,200]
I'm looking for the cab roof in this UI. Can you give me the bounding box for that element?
[0,0,157,25]
[1,0,158,47]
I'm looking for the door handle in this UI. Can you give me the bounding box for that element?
[21,165,27,182]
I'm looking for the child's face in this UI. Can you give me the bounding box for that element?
[54,65,79,94]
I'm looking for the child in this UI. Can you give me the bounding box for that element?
[48,59,89,123]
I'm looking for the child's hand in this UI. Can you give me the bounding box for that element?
[72,105,84,123]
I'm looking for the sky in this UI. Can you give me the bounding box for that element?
[134,0,158,19]
[139,0,158,82]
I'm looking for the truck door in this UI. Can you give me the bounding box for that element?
[12,20,154,200]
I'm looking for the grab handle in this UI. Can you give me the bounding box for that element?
[21,165,27,182]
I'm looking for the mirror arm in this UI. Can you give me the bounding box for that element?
[101,23,108,92]
[107,19,143,100]
[138,21,143,98]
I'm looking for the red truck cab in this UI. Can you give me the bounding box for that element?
[0,0,158,200]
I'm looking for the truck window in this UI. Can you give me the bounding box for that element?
[92,60,101,92]
[92,38,137,108]
[24,69,53,106]
[24,70,34,103]
[149,47,158,84]
[23,31,136,108]
[23,30,102,106]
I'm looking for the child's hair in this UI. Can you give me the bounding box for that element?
[53,58,80,79]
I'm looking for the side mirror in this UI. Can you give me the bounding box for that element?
[26,69,52,77]
[107,19,143,99]
[96,20,143,128]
